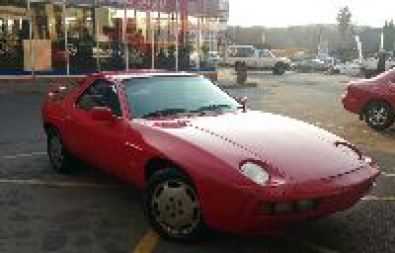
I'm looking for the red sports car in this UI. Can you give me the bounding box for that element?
[342,69,395,130]
[42,72,380,241]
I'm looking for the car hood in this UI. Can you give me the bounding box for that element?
[280,57,291,63]
[146,111,368,183]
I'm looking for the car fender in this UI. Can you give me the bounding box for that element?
[132,122,250,187]
[360,85,395,113]
[130,122,258,230]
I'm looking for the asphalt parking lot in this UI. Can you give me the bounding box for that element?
[1,71,395,253]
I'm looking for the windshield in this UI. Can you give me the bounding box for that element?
[123,76,240,119]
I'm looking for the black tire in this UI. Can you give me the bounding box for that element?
[47,128,75,173]
[235,61,242,71]
[144,168,207,241]
[273,62,286,75]
[364,101,395,131]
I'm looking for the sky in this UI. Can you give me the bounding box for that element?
[228,0,395,28]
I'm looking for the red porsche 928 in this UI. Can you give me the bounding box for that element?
[42,72,380,241]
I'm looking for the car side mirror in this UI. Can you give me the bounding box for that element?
[91,107,114,122]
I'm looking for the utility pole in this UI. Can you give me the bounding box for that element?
[63,0,69,75]
[95,0,101,72]
[151,14,155,69]
[27,0,35,78]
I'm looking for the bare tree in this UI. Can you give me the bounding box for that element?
[336,6,354,61]
[337,6,352,38]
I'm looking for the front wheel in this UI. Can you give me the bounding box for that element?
[144,168,207,241]
[365,101,394,131]
[47,128,75,173]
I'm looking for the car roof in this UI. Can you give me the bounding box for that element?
[89,70,199,81]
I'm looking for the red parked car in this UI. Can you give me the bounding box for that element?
[42,72,379,241]
[342,69,395,130]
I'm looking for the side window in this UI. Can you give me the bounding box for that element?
[77,80,122,117]
[260,50,271,58]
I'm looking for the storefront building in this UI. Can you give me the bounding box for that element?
[0,0,229,75]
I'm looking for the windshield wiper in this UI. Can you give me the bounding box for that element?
[142,108,188,119]
[191,104,232,114]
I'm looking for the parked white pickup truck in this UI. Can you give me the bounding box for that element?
[362,57,395,71]
[359,57,395,78]
[225,45,291,75]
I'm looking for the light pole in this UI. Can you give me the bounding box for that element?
[151,6,155,70]
[63,0,69,75]
[94,0,101,72]
[175,0,179,71]
[27,0,35,78]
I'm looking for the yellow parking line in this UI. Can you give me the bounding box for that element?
[382,171,395,177]
[132,230,160,253]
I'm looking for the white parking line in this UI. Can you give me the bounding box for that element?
[362,195,395,201]
[0,178,124,189]
[284,237,339,253]
[2,152,46,160]
[382,171,395,177]
[300,241,339,253]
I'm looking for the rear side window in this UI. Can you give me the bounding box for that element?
[77,79,122,117]
[259,50,271,58]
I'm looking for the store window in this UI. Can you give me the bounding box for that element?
[0,0,28,73]
[28,0,66,73]
[96,3,125,71]
[0,0,225,75]
[67,0,96,74]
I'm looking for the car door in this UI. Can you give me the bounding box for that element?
[256,50,266,68]
[260,49,276,68]
[66,79,129,175]
[244,48,256,68]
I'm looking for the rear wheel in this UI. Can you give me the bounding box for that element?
[235,61,243,71]
[145,168,207,241]
[47,128,75,173]
[273,62,286,75]
[365,101,394,130]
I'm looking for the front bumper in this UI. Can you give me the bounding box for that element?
[239,177,375,234]
[200,164,380,235]
[342,92,364,115]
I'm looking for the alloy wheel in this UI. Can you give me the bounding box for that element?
[151,180,201,237]
[367,104,389,127]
